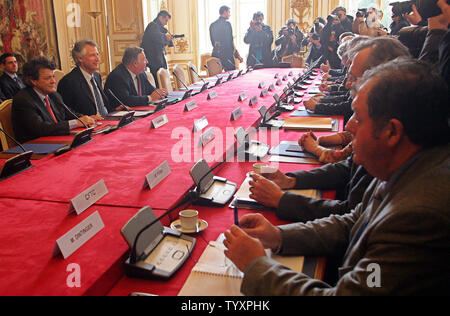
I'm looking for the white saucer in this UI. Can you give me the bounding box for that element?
[170,219,209,234]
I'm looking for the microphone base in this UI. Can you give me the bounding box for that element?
[0,151,33,180]
[193,178,237,207]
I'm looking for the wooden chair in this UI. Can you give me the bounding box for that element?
[54,70,65,86]
[0,99,15,150]
[145,70,156,88]
[281,55,304,68]
[156,68,173,92]
[187,62,201,84]
[206,57,223,77]
[200,54,211,73]
[172,64,188,90]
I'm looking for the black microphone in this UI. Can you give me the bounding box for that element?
[204,65,221,80]
[0,127,33,180]
[107,89,132,111]
[189,66,207,84]
[59,101,88,129]
[172,71,189,91]
[129,190,198,265]
[0,127,27,153]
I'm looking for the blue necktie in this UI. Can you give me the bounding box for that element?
[90,77,108,117]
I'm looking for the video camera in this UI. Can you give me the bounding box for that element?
[390,0,449,20]
[356,8,369,18]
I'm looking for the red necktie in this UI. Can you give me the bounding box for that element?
[137,76,142,96]
[44,96,58,123]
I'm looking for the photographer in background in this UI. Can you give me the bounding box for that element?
[141,10,172,88]
[390,13,411,35]
[331,6,354,33]
[353,7,389,37]
[305,33,324,66]
[321,14,345,68]
[244,12,274,68]
[273,19,304,66]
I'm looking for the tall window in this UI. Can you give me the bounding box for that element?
[197,0,268,66]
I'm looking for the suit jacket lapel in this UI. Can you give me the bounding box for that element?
[74,67,96,105]
[119,63,138,95]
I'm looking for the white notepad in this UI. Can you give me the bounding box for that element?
[178,240,304,296]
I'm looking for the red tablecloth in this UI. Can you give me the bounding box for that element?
[0,69,324,211]
[0,68,342,296]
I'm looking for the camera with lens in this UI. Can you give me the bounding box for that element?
[390,0,449,20]
[356,8,369,18]
[288,27,296,35]
[171,34,185,39]
[327,14,341,25]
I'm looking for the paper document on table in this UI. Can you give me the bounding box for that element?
[230,175,321,211]
[178,240,304,296]
[283,117,333,131]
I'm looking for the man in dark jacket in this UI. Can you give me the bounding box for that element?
[104,47,167,109]
[210,6,243,71]
[0,53,26,99]
[273,19,304,65]
[58,40,114,116]
[12,57,97,143]
[141,10,172,88]
[244,12,273,68]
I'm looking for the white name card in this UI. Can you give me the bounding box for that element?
[249,96,258,106]
[144,161,171,190]
[260,88,269,98]
[207,90,218,100]
[184,100,198,112]
[199,128,215,147]
[193,116,209,132]
[258,81,265,89]
[268,84,276,92]
[151,114,169,129]
[238,92,248,102]
[230,107,243,121]
[69,180,108,215]
[274,73,279,79]
[289,71,294,76]
[276,78,283,86]
[53,211,104,259]
[282,75,288,81]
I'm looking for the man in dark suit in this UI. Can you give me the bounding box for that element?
[58,40,115,117]
[244,12,274,68]
[224,59,450,296]
[12,57,98,144]
[104,47,167,109]
[0,53,26,99]
[141,10,172,88]
[210,6,243,71]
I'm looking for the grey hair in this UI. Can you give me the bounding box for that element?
[122,46,145,66]
[72,40,98,66]
[341,35,371,62]
[347,36,411,72]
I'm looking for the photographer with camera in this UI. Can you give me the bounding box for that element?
[273,19,304,66]
[332,7,354,33]
[320,14,346,69]
[141,10,175,88]
[244,12,274,68]
[353,7,389,37]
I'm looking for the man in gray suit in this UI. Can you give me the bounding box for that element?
[223,58,450,295]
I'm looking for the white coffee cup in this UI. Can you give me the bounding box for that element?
[253,163,268,174]
[179,210,199,231]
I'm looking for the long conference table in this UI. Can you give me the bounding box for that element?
[0,68,342,296]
